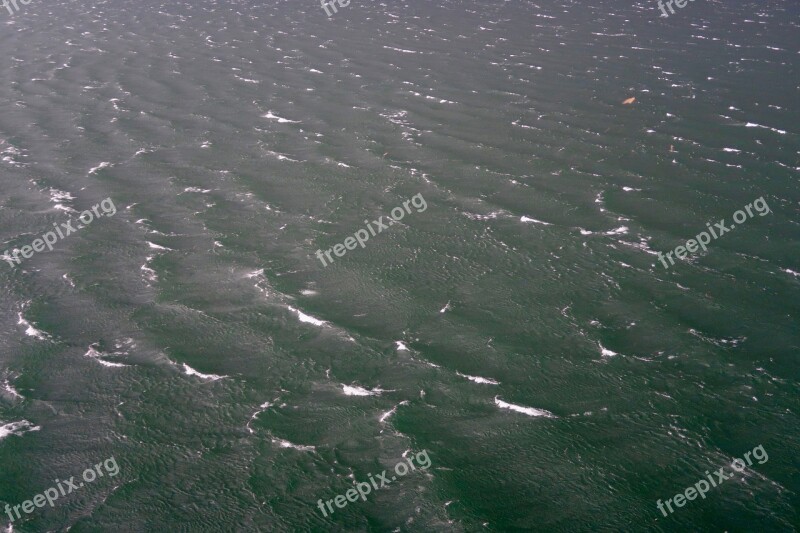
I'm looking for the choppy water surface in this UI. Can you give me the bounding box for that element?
[0,0,798,531]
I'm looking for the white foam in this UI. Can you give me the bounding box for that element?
[379,401,410,423]
[0,420,40,441]
[263,150,299,162]
[494,397,556,418]
[181,363,226,381]
[520,216,552,225]
[342,385,385,396]
[141,260,158,282]
[598,343,618,358]
[744,122,787,135]
[604,226,629,236]
[457,372,500,385]
[288,306,326,327]
[383,46,419,54]
[247,401,273,434]
[184,187,212,193]
[781,268,799,278]
[17,313,50,341]
[440,301,452,314]
[271,438,315,451]
[147,241,171,251]
[395,341,409,351]
[262,111,301,124]
[88,162,112,175]
[84,345,129,368]
[2,379,23,400]
[49,188,76,212]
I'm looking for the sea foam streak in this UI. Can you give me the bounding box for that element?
[271,438,315,452]
[0,420,40,440]
[181,363,227,381]
[247,402,273,434]
[1,379,23,400]
[84,345,129,368]
[17,312,50,341]
[288,306,326,327]
[495,397,556,418]
[342,385,386,396]
[262,111,301,123]
[379,401,410,423]
[457,372,500,385]
[520,216,552,225]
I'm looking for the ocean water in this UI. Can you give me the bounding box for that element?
[0,0,798,531]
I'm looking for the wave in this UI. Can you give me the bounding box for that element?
[495,397,556,418]
[0,420,40,441]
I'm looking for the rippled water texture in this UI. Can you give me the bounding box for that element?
[0,0,798,531]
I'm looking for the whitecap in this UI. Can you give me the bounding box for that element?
[440,301,452,314]
[271,438,315,451]
[494,397,556,418]
[141,259,158,282]
[49,188,76,212]
[598,343,618,357]
[744,122,787,135]
[395,341,409,351]
[264,150,300,162]
[383,46,418,54]
[147,241,171,251]
[0,420,40,441]
[781,268,799,278]
[183,187,212,193]
[17,313,50,341]
[342,385,385,396]
[245,269,264,279]
[379,401,410,423]
[288,306,326,327]
[604,226,629,236]
[520,216,552,225]
[181,363,226,381]
[262,111,301,123]
[246,401,273,434]
[457,372,500,385]
[84,345,129,368]
[2,379,23,400]
[88,162,112,175]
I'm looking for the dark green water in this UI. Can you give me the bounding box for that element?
[0,0,798,531]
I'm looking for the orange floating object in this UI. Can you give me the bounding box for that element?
[622,97,636,105]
